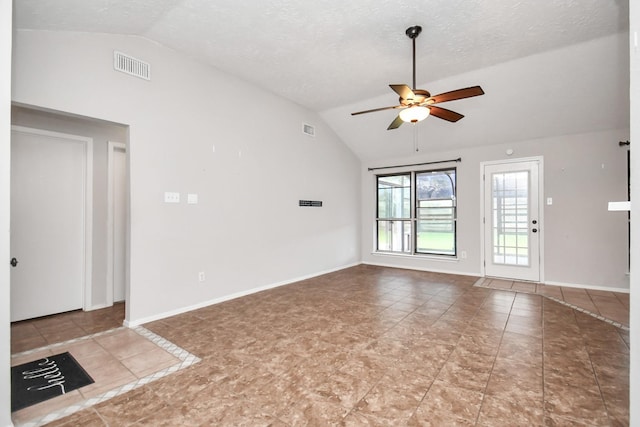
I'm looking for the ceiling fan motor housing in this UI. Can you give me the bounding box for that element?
[400,89,431,106]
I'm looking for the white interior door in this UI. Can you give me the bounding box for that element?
[10,127,89,322]
[484,160,541,282]
[111,143,126,302]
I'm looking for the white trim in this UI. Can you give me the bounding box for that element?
[480,156,545,282]
[364,262,630,294]
[1,3,12,425]
[86,302,112,311]
[370,166,459,257]
[363,261,481,278]
[370,252,461,263]
[10,125,94,314]
[125,262,361,327]
[543,280,629,294]
[106,141,126,307]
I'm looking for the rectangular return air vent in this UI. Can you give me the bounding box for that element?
[114,51,151,81]
[299,200,323,207]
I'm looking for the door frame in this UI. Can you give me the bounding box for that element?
[11,125,93,312]
[106,140,127,306]
[480,156,545,282]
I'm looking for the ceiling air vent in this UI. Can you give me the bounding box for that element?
[114,51,151,81]
[302,123,315,137]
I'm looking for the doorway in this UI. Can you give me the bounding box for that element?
[107,141,127,304]
[482,158,543,282]
[10,126,93,322]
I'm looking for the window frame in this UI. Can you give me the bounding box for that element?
[375,172,412,253]
[375,167,457,257]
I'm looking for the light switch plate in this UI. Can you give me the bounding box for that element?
[164,192,180,203]
[187,193,198,204]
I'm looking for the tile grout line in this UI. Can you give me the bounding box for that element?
[403,291,475,424]
[544,296,629,332]
[12,326,201,427]
[576,304,616,427]
[473,291,515,425]
[473,279,629,332]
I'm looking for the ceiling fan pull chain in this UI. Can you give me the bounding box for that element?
[414,124,419,152]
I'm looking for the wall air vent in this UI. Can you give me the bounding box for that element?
[302,123,315,137]
[114,51,151,81]
[299,200,323,207]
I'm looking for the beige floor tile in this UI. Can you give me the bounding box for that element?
[10,267,629,426]
[120,346,180,378]
[511,281,537,293]
[94,329,159,360]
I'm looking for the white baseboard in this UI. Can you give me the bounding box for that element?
[122,262,629,328]
[362,261,481,278]
[543,280,629,294]
[363,262,630,294]
[124,262,361,328]
[85,303,111,312]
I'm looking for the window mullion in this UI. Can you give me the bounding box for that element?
[411,170,416,254]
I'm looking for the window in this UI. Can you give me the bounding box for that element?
[377,174,411,253]
[376,169,456,256]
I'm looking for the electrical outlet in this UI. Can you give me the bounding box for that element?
[198,272,205,282]
[460,251,467,259]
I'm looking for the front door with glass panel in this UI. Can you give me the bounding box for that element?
[483,160,540,282]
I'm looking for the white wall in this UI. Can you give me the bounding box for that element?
[629,1,639,425]
[321,33,630,164]
[11,106,128,310]
[362,128,630,291]
[11,30,361,324]
[1,3,12,426]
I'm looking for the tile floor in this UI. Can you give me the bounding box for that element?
[479,278,630,328]
[11,266,630,426]
[11,308,200,426]
[11,303,125,354]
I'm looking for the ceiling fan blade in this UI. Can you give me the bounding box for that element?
[387,115,404,130]
[351,105,402,116]
[390,84,416,101]
[427,86,484,104]
[428,106,464,122]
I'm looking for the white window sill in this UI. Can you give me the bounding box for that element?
[371,251,460,263]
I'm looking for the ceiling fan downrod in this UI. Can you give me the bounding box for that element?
[405,26,422,91]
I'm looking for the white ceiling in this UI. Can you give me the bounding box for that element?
[13,0,630,160]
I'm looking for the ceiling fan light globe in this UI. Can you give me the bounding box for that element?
[399,106,430,123]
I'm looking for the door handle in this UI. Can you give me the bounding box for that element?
[10,257,18,267]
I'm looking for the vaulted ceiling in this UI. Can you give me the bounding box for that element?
[13,0,630,161]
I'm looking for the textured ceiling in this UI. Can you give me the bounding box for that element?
[13,0,630,161]
[14,0,629,113]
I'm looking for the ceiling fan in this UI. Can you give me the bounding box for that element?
[351,25,484,130]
